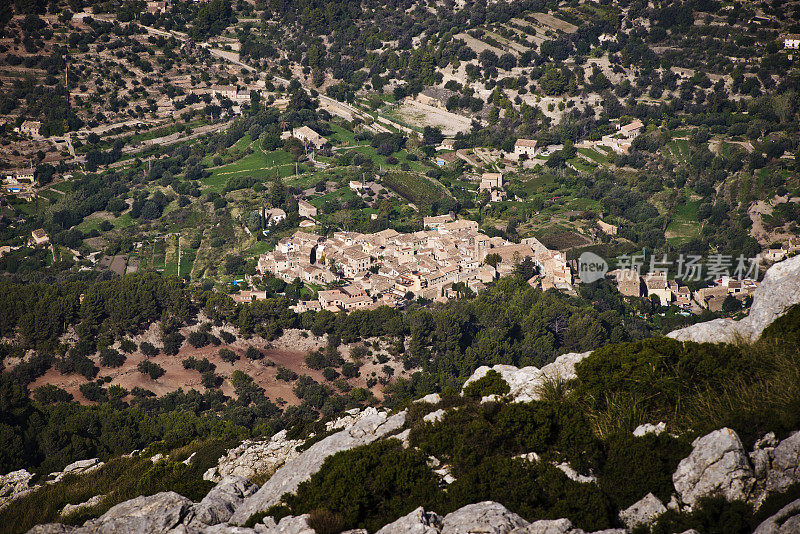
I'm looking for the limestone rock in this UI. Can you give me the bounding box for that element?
[375,506,443,534]
[618,493,667,529]
[441,501,529,534]
[753,498,800,534]
[554,463,597,484]
[415,393,442,404]
[673,428,755,507]
[461,352,591,403]
[423,409,445,423]
[229,409,406,524]
[203,430,304,483]
[82,491,193,533]
[633,422,666,437]
[192,476,259,526]
[510,518,574,534]
[0,469,39,511]
[668,255,800,343]
[26,525,76,534]
[60,494,105,518]
[259,514,314,534]
[766,431,800,497]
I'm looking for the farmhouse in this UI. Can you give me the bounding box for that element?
[265,208,286,226]
[510,139,538,160]
[30,229,50,246]
[597,219,618,235]
[298,199,317,218]
[784,34,800,49]
[292,126,328,150]
[479,173,503,191]
[19,121,42,138]
[619,119,644,139]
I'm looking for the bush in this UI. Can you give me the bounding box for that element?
[33,384,73,404]
[277,366,298,381]
[162,332,185,355]
[463,370,510,399]
[99,347,126,368]
[322,367,339,381]
[137,360,165,380]
[245,345,263,360]
[140,341,159,357]
[79,382,108,402]
[218,348,238,363]
[220,330,236,344]
[201,371,223,389]
[119,338,137,353]
[286,440,442,532]
[187,331,209,348]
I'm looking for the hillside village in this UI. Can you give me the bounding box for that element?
[252,216,573,312]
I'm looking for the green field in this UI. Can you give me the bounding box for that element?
[202,147,295,193]
[577,147,611,166]
[666,199,701,245]
[381,171,450,211]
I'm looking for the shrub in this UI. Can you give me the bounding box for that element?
[286,440,442,532]
[218,348,238,363]
[220,330,236,344]
[140,341,159,357]
[650,496,755,534]
[162,332,185,355]
[276,366,298,381]
[99,347,126,368]
[245,345,263,360]
[137,360,165,380]
[599,432,691,508]
[322,367,339,381]
[119,338,137,353]
[79,382,108,402]
[463,370,510,399]
[201,371,222,389]
[187,331,209,348]
[33,384,73,404]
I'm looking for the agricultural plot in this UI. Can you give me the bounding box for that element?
[381,171,450,212]
[666,199,701,245]
[202,148,295,193]
[576,147,612,166]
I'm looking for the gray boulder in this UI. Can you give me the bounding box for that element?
[441,501,529,534]
[82,491,193,533]
[59,494,105,518]
[766,431,800,496]
[618,493,667,529]
[673,428,755,507]
[26,526,76,534]
[260,514,314,533]
[753,498,800,534]
[0,469,39,511]
[229,409,406,524]
[192,476,259,526]
[668,255,800,343]
[375,506,443,534]
[510,518,574,534]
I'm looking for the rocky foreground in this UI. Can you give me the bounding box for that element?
[13,256,800,533]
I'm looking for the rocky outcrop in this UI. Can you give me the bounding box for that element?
[59,494,105,518]
[765,431,800,497]
[441,502,529,534]
[0,469,38,512]
[191,476,259,526]
[260,514,315,533]
[423,409,445,423]
[672,428,755,507]
[203,430,304,483]
[618,493,667,529]
[461,352,591,403]
[50,458,104,482]
[229,408,407,524]
[632,422,666,437]
[753,498,800,534]
[86,491,193,533]
[510,518,625,534]
[375,506,443,534]
[668,255,800,343]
